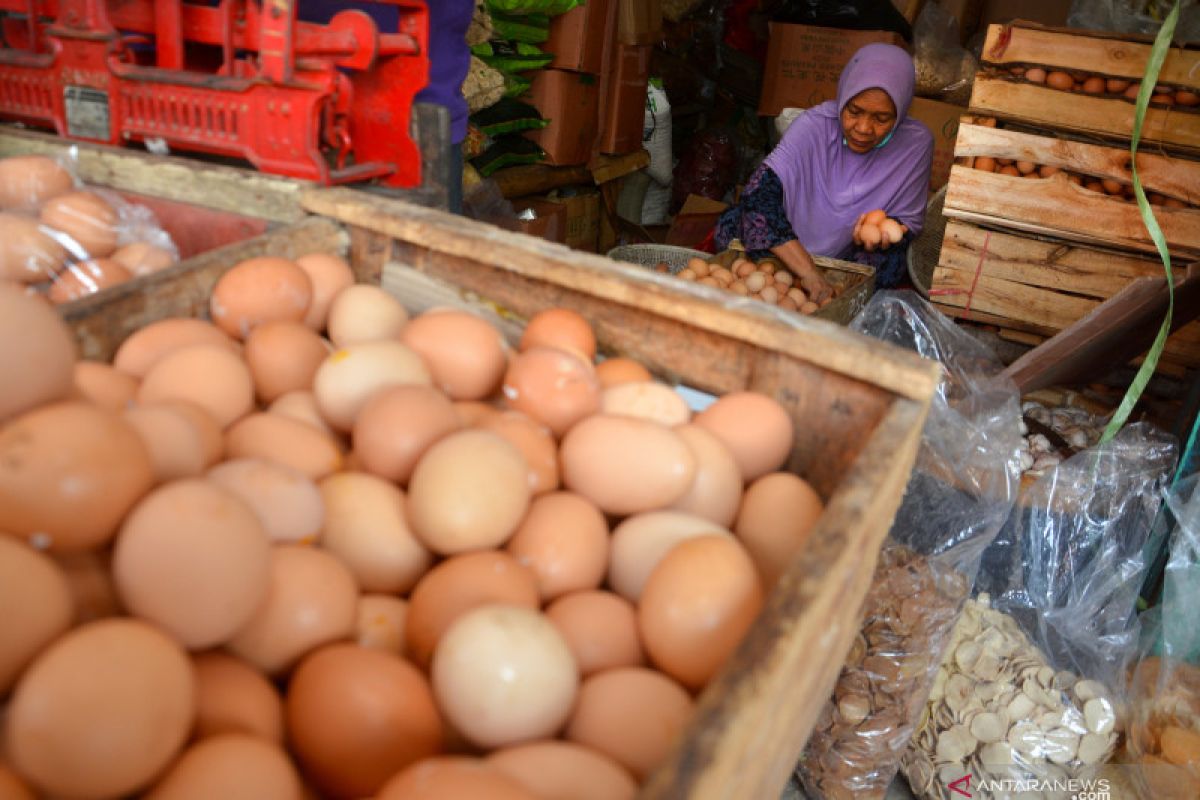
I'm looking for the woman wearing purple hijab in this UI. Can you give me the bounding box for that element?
[715,43,934,298]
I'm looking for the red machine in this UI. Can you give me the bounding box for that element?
[0,0,429,186]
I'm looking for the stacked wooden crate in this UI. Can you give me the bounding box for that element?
[930,22,1200,376]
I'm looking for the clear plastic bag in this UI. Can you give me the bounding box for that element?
[797,291,1022,799]
[1125,473,1200,799]
[1068,0,1200,41]
[913,1,977,106]
[904,423,1177,799]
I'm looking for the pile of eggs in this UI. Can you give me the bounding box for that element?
[654,255,835,314]
[0,251,826,800]
[1005,65,1200,108]
[0,155,177,304]
[856,209,907,251]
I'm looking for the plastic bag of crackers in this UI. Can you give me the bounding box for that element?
[1126,471,1200,799]
[903,423,1176,799]
[795,292,1023,799]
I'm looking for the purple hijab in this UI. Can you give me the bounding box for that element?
[763,43,933,258]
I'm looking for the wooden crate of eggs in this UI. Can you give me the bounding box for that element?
[930,22,1200,375]
[0,182,940,800]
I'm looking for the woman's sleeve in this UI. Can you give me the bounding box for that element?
[715,165,797,254]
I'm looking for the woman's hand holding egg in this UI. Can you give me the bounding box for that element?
[856,210,906,252]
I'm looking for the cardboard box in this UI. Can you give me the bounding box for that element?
[907,96,963,191]
[512,198,568,243]
[979,0,1071,29]
[547,0,611,74]
[940,0,983,44]
[543,189,601,251]
[759,24,907,116]
[618,0,662,46]
[524,70,600,166]
[890,0,926,24]
[599,44,652,154]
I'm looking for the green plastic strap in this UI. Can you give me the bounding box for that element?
[1101,0,1182,444]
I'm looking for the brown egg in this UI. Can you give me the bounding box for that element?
[287,644,444,799]
[125,401,223,482]
[210,257,312,340]
[600,381,691,426]
[0,155,74,211]
[1102,178,1125,195]
[325,284,410,346]
[39,191,118,257]
[1024,68,1047,83]
[312,340,432,431]
[138,344,254,428]
[226,545,358,675]
[407,430,531,555]
[319,471,433,593]
[268,390,339,437]
[1045,71,1074,91]
[145,734,301,800]
[1084,179,1105,193]
[405,550,539,668]
[47,258,132,304]
[0,537,73,694]
[377,757,536,800]
[1151,92,1174,105]
[0,763,34,800]
[110,241,176,276]
[519,308,597,361]
[432,605,578,749]
[1015,160,1036,175]
[352,385,462,484]
[973,156,997,172]
[505,491,609,601]
[54,549,123,623]
[1124,83,1143,99]
[487,741,638,800]
[243,321,330,403]
[595,357,653,387]
[400,310,509,401]
[638,535,763,690]
[669,424,743,527]
[0,401,154,553]
[113,479,270,648]
[1039,165,1061,178]
[453,399,499,426]
[735,471,824,591]
[225,413,342,480]
[1104,77,1130,93]
[693,391,793,482]
[208,459,323,545]
[859,224,882,248]
[356,594,408,655]
[295,253,355,331]
[0,283,76,421]
[113,318,238,379]
[560,414,696,515]
[1081,76,1106,94]
[477,410,559,495]
[503,346,601,437]
[192,652,284,743]
[0,213,67,282]
[6,619,194,799]
[565,667,693,781]
[608,511,732,602]
[545,590,644,676]
[73,360,138,411]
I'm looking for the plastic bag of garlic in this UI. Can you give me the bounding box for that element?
[795,292,1023,800]
[903,423,1177,799]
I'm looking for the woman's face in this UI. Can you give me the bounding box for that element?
[840,88,897,154]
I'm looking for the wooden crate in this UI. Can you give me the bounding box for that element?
[972,23,1200,155]
[65,182,940,800]
[946,123,1200,260]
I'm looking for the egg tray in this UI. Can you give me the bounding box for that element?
[57,173,940,798]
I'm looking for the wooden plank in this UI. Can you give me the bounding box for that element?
[943,165,1200,258]
[953,123,1200,204]
[589,150,651,184]
[981,23,1200,87]
[0,126,307,224]
[932,264,1095,331]
[968,76,1200,155]
[62,217,348,361]
[937,220,1167,300]
[302,187,941,405]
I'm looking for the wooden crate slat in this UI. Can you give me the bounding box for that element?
[943,165,1200,259]
[981,24,1200,87]
[953,123,1200,204]
[969,76,1200,155]
[931,264,1095,330]
[938,220,1168,300]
